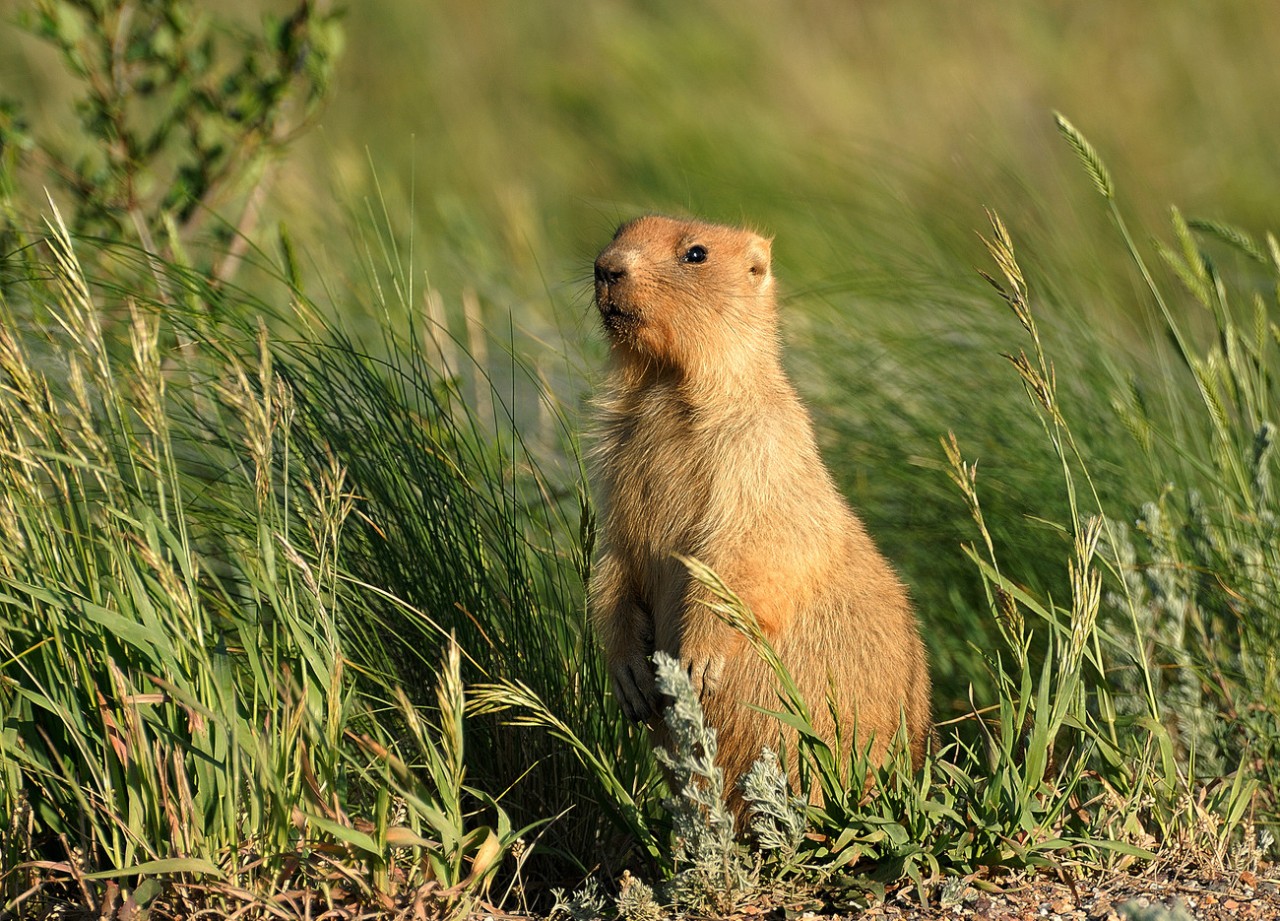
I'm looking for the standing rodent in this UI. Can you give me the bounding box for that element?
[589,215,932,810]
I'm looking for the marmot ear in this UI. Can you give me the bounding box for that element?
[747,235,773,281]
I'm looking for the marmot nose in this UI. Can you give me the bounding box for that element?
[594,255,626,286]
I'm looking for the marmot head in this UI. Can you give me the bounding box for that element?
[593,215,777,378]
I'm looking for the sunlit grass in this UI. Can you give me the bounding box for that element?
[2,2,1278,914]
[3,128,1277,912]
[0,214,560,917]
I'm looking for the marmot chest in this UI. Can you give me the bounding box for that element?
[599,401,722,563]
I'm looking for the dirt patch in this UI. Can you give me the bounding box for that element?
[743,867,1280,921]
[462,866,1280,921]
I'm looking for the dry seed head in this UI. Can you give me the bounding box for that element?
[303,450,354,579]
[1075,514,1103,563]
[133,531,197,629]
[273,375,296,439]
[43,209,112,390]
[983,210,1027,295]
[996,586,1024,640]
[942,431,1003,578]
[6,792,32,848]
[1006,350,1059,418]
[278,534,320,597]
[0,324,40,411]
[980,209,1034,335]
[1066,517,1103,673]
[1054,112,1115,200]
[165,740,196,853]
[128,302,168,452]
[0,428,43,507]
[0,333,63,502]
[679,554,764,643]
[941,431,978,500]
[436,637,466,781]
[65,357,111,476]
[218,339,293,508]
[0,326,63,481]
[0,495,24,562]
[217,365,266,463]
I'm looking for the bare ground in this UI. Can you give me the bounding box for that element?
[12,863,1277,919]
[470,863,1279,921]
[808,867,1280,921]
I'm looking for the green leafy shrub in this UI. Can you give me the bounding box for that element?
[1,0,341,281]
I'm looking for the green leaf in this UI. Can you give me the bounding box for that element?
[1081,838,1157,859]
[300,812,380,856]
[83,857,224,880]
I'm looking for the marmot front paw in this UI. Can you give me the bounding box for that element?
[609,655,658,722]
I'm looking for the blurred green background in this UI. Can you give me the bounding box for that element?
[6,0,1279,709]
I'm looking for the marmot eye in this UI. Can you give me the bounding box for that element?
[682,245,708,264]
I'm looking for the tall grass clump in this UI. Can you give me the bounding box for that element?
[0,215,535,918]
[255,189,664,874]
[0,217,666,917]
[865,118,1277,884]
[1051,114,1280,845]
[1,0,660,906]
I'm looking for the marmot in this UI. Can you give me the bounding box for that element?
[588,215,932,810]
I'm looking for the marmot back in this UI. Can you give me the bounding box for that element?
[589,215,931,812]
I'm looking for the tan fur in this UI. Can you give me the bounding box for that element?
[589,215,932,813]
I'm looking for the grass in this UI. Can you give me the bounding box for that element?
[8,0,1279,710]
[1,1,1278,917]
[0,214,541,916]
[0,199,669,909]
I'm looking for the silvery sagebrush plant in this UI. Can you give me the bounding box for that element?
[650,650,755,915]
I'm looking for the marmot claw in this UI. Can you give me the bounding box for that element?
[610,657,657,722]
